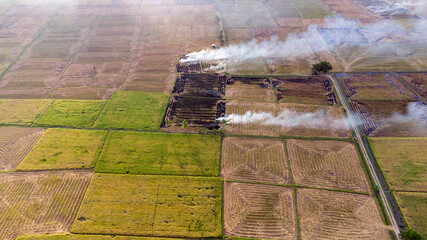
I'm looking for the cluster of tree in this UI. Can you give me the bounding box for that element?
[312,61,332,75]
[400,228,424,240]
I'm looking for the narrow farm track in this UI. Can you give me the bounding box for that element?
[329,75,402,239]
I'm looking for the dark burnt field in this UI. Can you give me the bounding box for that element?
[273,76,338,105]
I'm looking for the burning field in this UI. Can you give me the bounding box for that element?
[335,72,427,136]
[223,100,350,138]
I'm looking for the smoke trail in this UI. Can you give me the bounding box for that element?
[181,15,425,63]
[217,102,426,130]
[217,109,349,129]
[379,102,427,126]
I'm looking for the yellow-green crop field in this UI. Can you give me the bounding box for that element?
[92,91,169,130]
[395,192,427,239]
[17,129,107,170]
[17,234,183,240]
[71,174,223,238]
[96,131,221,176]
[0,99,53,125]
[36,100,106,128]
[369,137,427,192]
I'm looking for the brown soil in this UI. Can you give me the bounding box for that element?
[297,188,390,240]
[221,137,291,184]
[224,182,297,240]
[48,88,115,100]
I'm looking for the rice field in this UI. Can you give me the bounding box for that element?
[0,127,44,171]
[96,131,221,176]
[297,188,390,240]
[287,139,370,193]
[221,137,291,184]
[224,182,297,240]
[71,174,222,238]
[0,170,92,240]
[17,129,107,171]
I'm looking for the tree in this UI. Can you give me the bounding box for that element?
[312,61,332,74]
[400,228,424,240]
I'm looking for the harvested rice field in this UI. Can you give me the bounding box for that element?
[224,182,297,240]
[287,139,370,193]
[71,174,222,238]
[0,127,44,171]
[221,137,291,184]
[225,100,350,138]
[297,188,390,240]
[0,170,92,240]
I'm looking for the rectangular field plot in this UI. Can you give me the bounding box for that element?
[335,73,417,101]
[0,127,44,171]
[369,137,427,192]
[395,192,427,239]
[221,137,291,184]
[0,99,52,125]
[97,131,221,176]
[224,182,297,240]
[287,139,370,193]
[273,76,338,105]
[121,73,176,93]
[17,129,107,171]
[48,88,115,100]
[36,100,106,128]
[17,234,183,240]
[0,170,92,240]
[225,76,275,102]
[93,91,169,130]
[297,188,390,240]
[163,96,225,127]
[173,73,226,98]
[225,100,350,138]
[71,174,222,238]
[398,72,427,98]
[350,100,427,137]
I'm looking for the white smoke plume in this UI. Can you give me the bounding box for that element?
[217,102,426,130]
[181,15,425,63]
[217,109,349,129]
[379,102,427,126]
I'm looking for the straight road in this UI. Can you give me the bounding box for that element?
[328,75,402,239]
